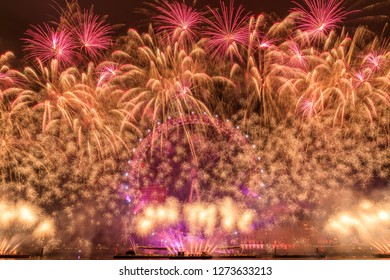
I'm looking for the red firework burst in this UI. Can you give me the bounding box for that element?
[292,0,352,41]
[23,24,76,66]
[154,1,204,47]
[204,0,251,62]
[64,9,112,60]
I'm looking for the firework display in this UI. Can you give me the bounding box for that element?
[0,0,389,257]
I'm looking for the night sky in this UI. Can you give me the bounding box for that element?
[0,0,293,56]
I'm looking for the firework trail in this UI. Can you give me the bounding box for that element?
[345,0,390,30]
[0,238,20,254]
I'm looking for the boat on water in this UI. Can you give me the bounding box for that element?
[272,246,325,259]
[215,254,257,259]
[372,253,390,258]
[168,255,212,259]
[169,252,212,259]
[0,254,30,259]
[273,254,325,259]
[114,247,169,259]
[113,254,167,259]
[113,252,213,260]
[114,246,213,259]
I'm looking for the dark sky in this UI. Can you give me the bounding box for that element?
[0,0,293,57]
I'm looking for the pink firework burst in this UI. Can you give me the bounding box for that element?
[287,41,309,69]
[258,37,276,50]
[154,1,204,47]
[65,9,112,60]
[23,24,76,66]
[96,62,119,87]
[291,0,352,41]
[363,51,386,72]
[352,69,371,88]
[297,97,318,119]
[204,0,251,62]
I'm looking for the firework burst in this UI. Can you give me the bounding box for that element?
[204,0,251,62]
[23,24,76,67]
[292,0,352,41]
[154,1,204,49]
[60,3,113,60]
[114,29,214,130]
